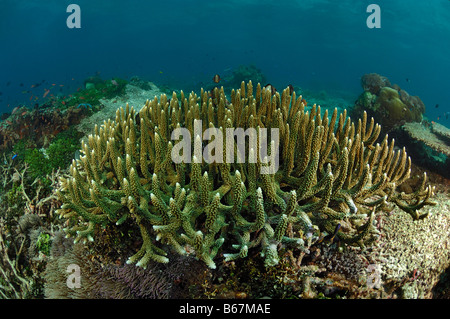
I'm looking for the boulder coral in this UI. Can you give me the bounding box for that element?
[354,73,425,133]
[56,82,435,270]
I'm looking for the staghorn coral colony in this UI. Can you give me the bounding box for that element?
[56,81,436,271]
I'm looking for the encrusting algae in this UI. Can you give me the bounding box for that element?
[56,81,436,270]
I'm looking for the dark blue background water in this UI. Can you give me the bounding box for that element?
[1,0,449,123]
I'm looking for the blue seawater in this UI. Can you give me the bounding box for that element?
[0,0,449,123]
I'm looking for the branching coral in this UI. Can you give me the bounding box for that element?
[56,82,435,269]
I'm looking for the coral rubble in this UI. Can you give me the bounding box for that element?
[315,192,450,299]
[0,158,62,298]
[56,81,435,271]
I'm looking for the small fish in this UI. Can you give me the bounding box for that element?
[29,95,33,101]
[52,83,56,86]
[435,104,439,108]
[21,111,27,116]
[77,103,92,109]
[328,223,341,244]
[43,89,50,98]
[159,71,163,74]
[288,84,294,95]
[318,223,341,244]
[406,78,410,82]
[437,116,440,121]
[264,83,276,95]
[59,84,64,87]
[12,154,18,160]
[111,79,118,86]
[212,74,221,83]
[301,98,307,106]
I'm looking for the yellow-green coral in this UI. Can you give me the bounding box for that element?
[56,82,435,269]
[373,87,421,130]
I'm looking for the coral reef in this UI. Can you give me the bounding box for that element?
[0,106,90,152]
[65,77,128,109]
[10,127,84,182]
[56,81,435,272]
[353,73,425,133]
[0,78,447,300]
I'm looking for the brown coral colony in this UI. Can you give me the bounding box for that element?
[355,73,425,134]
